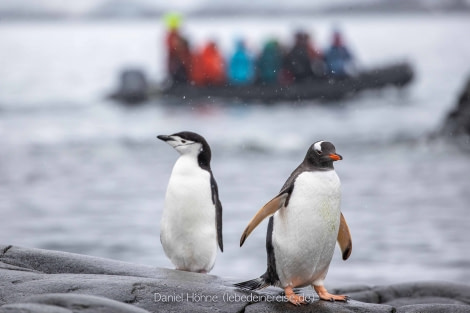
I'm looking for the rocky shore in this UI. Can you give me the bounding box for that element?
[440,75,470,142]
[1,244,469,313]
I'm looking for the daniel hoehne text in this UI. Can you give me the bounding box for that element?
[154,292,315,303]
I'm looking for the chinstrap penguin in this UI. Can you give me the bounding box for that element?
[157,131,223,273]
[235,140,352,305]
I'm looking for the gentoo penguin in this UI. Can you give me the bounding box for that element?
[235,140,352,305]
[157,131,223,273]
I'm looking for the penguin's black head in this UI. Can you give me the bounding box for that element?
[305,140,342,169]
[157,131,212,168]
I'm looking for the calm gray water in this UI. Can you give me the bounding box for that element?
[1,14,469,288]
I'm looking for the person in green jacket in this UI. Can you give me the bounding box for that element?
[256,39,284,85]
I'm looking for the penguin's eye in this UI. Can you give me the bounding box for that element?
[181,140,186,144]
[315,150,322,155]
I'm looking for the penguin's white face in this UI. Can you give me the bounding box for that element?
[313,140,325,154]
[161,135,203,156]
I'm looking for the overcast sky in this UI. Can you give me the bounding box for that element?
[1,0,468,17]
[0,0,378,14]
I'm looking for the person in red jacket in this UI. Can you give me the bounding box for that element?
[191,41,226,86]
[190,49,205,86]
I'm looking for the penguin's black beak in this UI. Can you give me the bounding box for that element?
[329,153,343,161]
[157,135,173,142]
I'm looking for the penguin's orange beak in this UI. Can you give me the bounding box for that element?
[329,153,343,161]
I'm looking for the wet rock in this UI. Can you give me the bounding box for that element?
[0,294,149,313]
[397,304,470,313]
[1,244,469,313]
[244,299,395,313]
[336,282,470,313]
[0,245,247,313]
[343,281,470,306]
[0,303,73,313]
[441,75,470,139]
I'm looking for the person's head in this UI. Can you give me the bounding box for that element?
[235,39,246,50]
[206,40,217,51]
[332,30,343,47]
[294,31,308,46]
[164,12,182,30]
[266,39,278,50]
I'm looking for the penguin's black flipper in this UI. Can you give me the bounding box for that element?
[210,174,223,252]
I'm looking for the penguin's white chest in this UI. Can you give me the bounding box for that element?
[272,170,341,288]
[160,155,217,272]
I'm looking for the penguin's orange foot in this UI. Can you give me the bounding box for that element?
[314,285,349,302]
[284,286,307,306]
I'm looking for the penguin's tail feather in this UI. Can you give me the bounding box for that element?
[234,277,269,291]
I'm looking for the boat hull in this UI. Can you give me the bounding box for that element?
[110,62,413,104]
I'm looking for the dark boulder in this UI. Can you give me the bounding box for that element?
[1,245,469,313]
[441,75,470,138]
[0,294,150,313]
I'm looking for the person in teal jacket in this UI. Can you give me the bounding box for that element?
[256,39,284,85]
[228,40,255,85]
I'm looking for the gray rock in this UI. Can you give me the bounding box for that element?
[440,75,470,141]
[245,299,395,313]
[0,245,247,313]
[397,304,470,313]
[344,281,470,306]
[1,244,470,313]
[19,294,150,313]
[0,303,72,313]
[0,245,160,277]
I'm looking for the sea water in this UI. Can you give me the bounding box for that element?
[0,13,469,287]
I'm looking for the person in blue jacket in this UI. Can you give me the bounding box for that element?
[228,39,255,85]
[324,30,354,77]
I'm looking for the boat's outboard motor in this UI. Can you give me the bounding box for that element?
[111,68,148,104]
